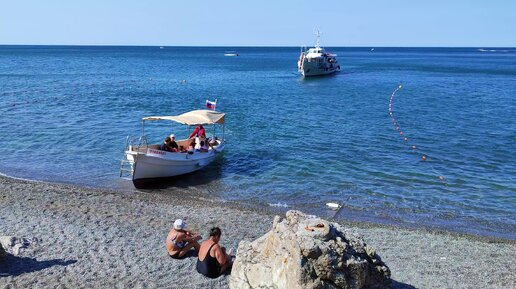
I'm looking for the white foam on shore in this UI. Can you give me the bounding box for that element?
[0,172,45,183]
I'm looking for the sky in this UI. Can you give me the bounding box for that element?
[0,0,514,47]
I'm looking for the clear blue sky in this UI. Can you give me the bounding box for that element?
[1,0,514,47]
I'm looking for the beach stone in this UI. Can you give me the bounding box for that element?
[0,236,39,256]
[0,241,5,260]
[229,210,391,289]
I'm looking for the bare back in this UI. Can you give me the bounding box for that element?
[166,229,186,255]
[199,240,225,265]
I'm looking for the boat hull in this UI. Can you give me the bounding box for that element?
[126,145,224,188]
[300,62,340,77]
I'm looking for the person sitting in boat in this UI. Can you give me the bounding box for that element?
[168,134,179,152]
[194,137,202,151]
[166,219,202,259]
[200,140,209,152]
[187,139,196,152]
[189,125,206,140]
[207,136,218,148]
[160,137,172,152]
[196,227,233,278]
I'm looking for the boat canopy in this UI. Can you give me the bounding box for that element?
[142,110,225,125]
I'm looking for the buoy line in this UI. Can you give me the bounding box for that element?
[389,84,446,183]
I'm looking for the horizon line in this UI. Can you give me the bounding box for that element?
[1,44,515,49]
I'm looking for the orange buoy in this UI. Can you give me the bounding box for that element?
[421,155,427,161]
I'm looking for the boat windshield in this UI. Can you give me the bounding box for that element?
[307,48,324,54]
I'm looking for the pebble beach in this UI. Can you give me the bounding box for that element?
[0,175,514,288]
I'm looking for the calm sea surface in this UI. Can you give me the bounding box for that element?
[1,46,515,239]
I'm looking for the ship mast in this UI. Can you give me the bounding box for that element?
[314,29,321,49]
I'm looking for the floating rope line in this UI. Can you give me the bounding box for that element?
[389,84,446,183]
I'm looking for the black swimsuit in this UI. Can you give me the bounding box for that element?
[196,243,221,278]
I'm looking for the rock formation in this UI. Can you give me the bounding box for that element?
[0,236,39,256]
[230,210,391,289]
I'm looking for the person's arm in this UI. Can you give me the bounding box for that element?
[167,143,177,152]
[213,244,227,265]
[189,127,199,139]
[176,233,193,243]
[183,231,200,242]
[185,235,197,242]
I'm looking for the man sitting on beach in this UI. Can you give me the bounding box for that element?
[166,219,202,259]
[196,227,233,278]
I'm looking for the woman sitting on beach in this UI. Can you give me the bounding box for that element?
[196,227,233,278]
[166,219,201,259]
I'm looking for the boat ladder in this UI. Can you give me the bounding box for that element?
[119,136,147,180]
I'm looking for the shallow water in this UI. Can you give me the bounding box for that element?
[0,46,515,239]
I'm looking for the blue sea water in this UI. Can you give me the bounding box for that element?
[1,46,515,239]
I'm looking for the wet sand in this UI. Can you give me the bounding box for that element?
[0,175,514,288]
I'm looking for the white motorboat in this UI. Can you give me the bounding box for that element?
[297,31,340,77]
[120,109,226,188]
[224,51,239,56]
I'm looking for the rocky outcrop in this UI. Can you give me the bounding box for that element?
[0,236,39,256]
[229,211,391,289]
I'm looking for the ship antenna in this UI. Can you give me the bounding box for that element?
[314,28,322,48]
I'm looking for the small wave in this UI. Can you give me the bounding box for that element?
[0,172,45,183]
[268,202,289,208]
[477,48,510,53]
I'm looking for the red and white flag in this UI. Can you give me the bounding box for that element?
[206,99,217,110]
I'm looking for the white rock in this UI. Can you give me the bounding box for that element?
[230,210,391,289]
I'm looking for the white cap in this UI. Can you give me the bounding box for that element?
[170,134,175,138]
[173,219,187,230]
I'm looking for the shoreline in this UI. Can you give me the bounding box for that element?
[1,175,515,288]
[1,171,514,244]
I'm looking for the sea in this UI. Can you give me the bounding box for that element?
[0,46,515,239]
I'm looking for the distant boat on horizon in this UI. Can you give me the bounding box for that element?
[297,30,340,77]
[224,51,239,56]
